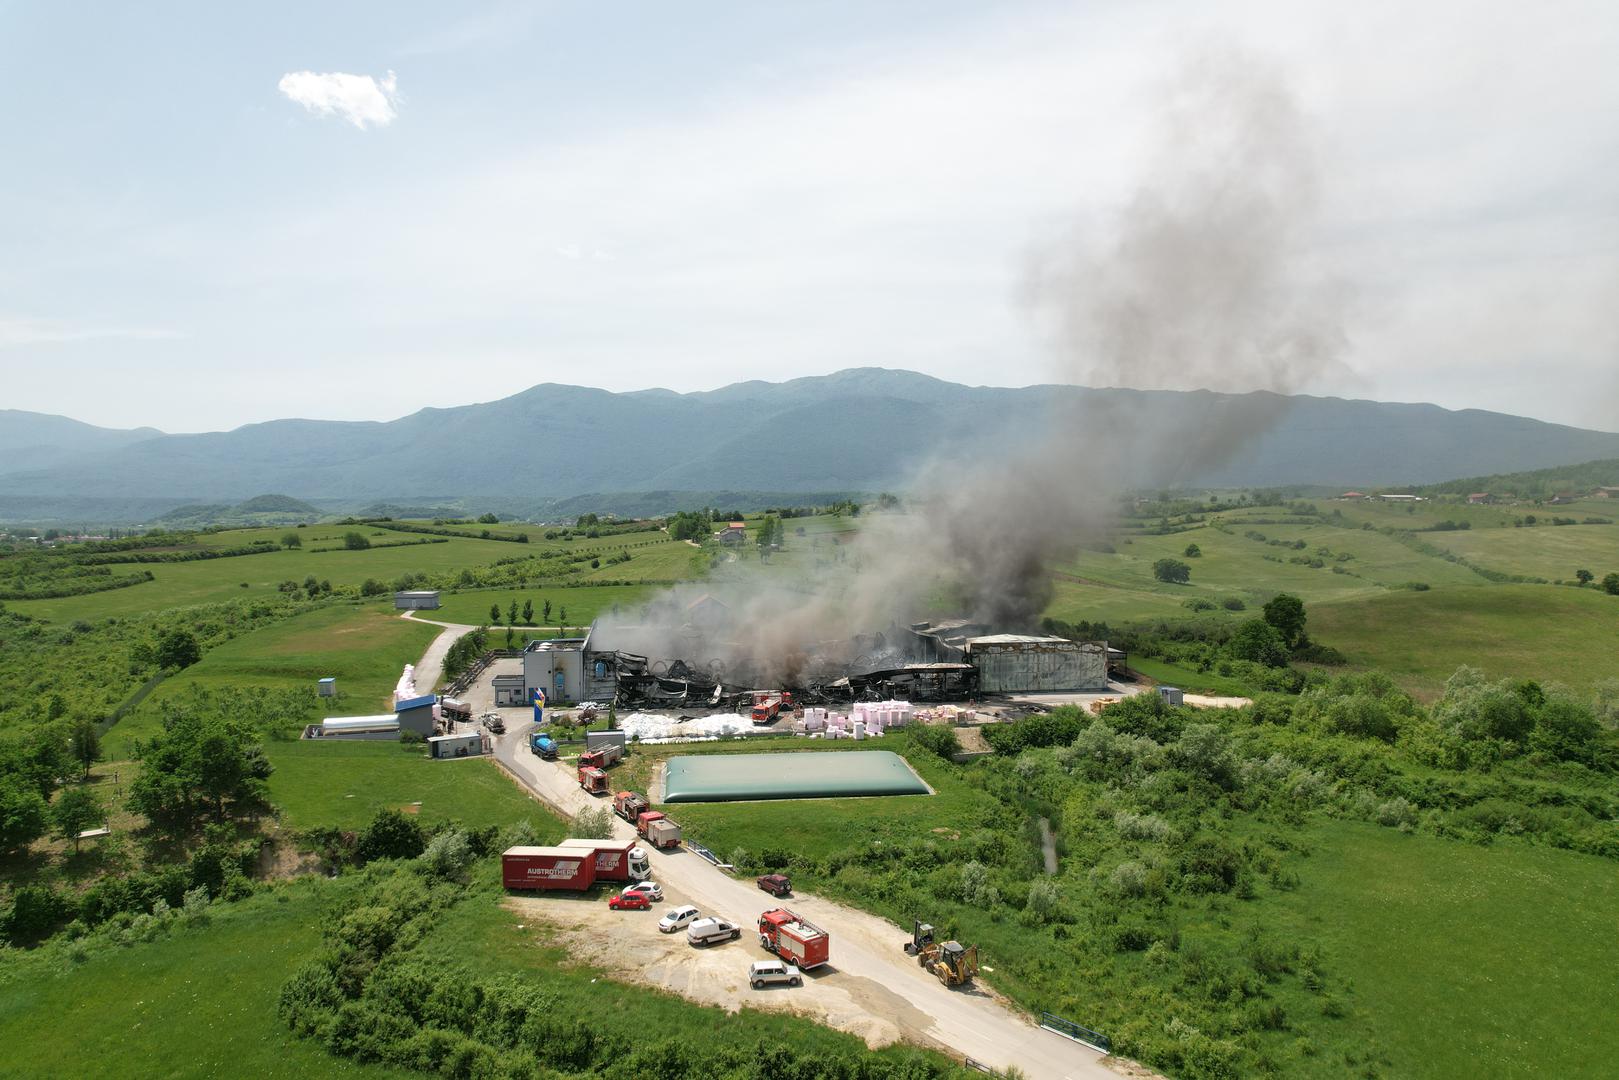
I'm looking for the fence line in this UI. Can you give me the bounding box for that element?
[442,648,518,697]
[104,671,167,730]
[963,1058,994,1075]
[1040,1011,1110,1053]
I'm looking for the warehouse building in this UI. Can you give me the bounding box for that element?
[395,694,438,737]
[493,673,527,707]
[522,629,621,706]
[394,590,441,610]
[962,635,1108,693]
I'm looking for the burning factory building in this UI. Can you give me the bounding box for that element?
[520,606,1109,710]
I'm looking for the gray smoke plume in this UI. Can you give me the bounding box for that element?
[594,46,1352,683]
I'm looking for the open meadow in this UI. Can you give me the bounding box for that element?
[1038,500,1619,696]
[1306,584,1619,695]
[101,603,440,758]
[266,742,541,830]
[422,583,661,627]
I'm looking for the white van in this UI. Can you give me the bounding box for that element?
[686,917,742,946]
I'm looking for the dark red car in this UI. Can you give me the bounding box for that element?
[608,891,652,911]
[757,874,792,898]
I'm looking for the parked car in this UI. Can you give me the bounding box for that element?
[687,917,742,947]
[621,881,663,902]
[608,892,651,911]
[748,959,802,989]
[481,712,505,734]
[756,874,792,897]
[659,905,700,933]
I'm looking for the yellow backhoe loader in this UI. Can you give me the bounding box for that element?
[903,919,980,987]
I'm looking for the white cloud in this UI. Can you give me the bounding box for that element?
[277,70,398,129]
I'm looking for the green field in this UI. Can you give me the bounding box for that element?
[422,583,661,627]
[265,741,541,830]
[1270,821,1619,1079]
[1309,584,1619,695]
[1412,523,1619,582]
[0,879,417,1080]
[102,604,439,757]
[625,737,998,861]
[1123,655,1257,696]
[6,530,523,622]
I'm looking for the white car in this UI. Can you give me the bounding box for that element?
[621,881,663,903]
[659,904,700,933]
[748,959,802,989]
[687,917,742,946]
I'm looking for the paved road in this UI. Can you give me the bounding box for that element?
[491,722,1119,1080]
[399,612,589,692]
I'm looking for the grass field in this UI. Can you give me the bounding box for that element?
[1123,655,1257,696]
[422,583,661,627]
[626,737,1003,866]
[1309,584,1619,695]
[1410,523,1619,581]
[0,878,417,1080]
[102,604,439,758]
[265,741,543,830]
[1269,820,1619,1079]
[6,530,524,622]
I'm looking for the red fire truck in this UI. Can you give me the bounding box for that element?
[757,908,829,969]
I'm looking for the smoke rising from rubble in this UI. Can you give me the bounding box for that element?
[595,47,1353,682]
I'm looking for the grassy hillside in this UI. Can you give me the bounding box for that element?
[102,604,439,757]
[1271,821,1619,1080]
[1408,524,1619,582]
[1308,585,1619,695]
[5,530,522,622]
[0,879,419,1080]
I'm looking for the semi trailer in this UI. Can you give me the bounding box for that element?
[501,846,597,891]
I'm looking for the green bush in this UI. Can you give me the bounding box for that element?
[906,724,961,759]
[356,809,426,862]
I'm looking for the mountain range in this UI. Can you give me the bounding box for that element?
[3,369,1618,522]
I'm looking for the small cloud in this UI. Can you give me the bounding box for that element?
[278,70,399,129]
[554,244,583,260]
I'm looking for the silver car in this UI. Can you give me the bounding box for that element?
[659,905,700,933]
[748,959,802,989]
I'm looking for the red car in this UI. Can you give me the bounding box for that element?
[757,874,792,898]
[608,891,652,911]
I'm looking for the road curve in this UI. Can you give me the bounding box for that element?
[491,722,1120,1080]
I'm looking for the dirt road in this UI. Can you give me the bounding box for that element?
[491,724,1129,1080]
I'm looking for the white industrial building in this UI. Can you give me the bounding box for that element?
[394,590,441,610]
[961,635,1108,693]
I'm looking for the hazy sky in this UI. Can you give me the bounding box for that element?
[2,1,1616,433]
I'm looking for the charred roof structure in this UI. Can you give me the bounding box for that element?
[548,614,1111,710]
